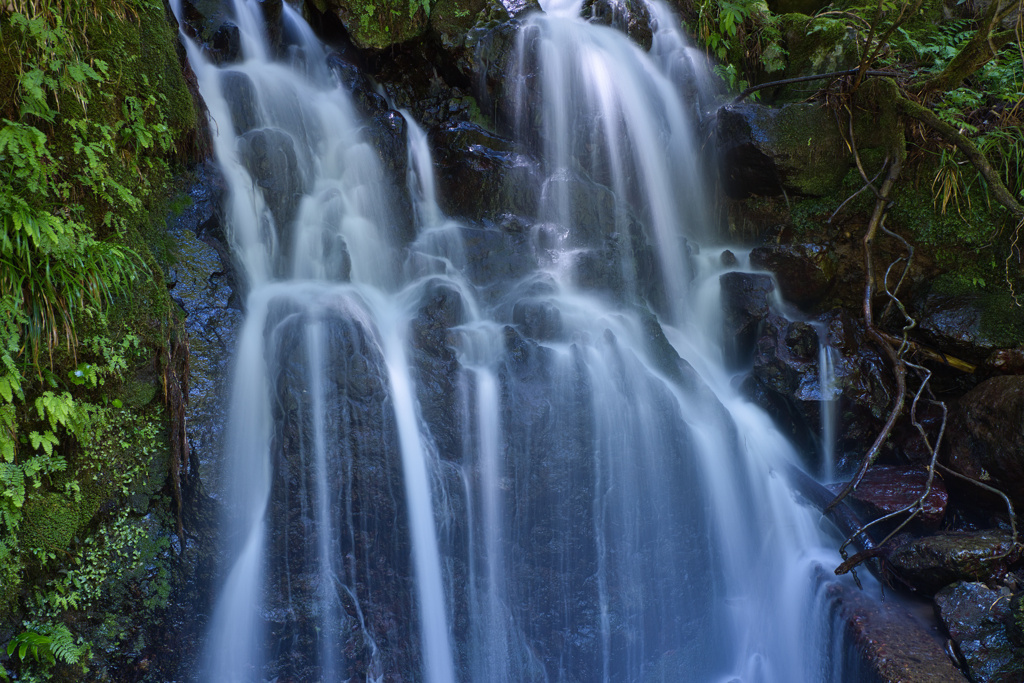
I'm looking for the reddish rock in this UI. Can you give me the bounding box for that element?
[839,466,948,529]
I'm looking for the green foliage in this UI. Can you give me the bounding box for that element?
[694,0,787,90]
[0,1,196,679]
[7,624,87,669]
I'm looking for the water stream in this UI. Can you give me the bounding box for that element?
[174,0,860,680]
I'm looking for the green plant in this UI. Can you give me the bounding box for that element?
[694,0,787,91]
[6,624,87,670]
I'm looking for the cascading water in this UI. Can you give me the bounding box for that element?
[174,0,865,680]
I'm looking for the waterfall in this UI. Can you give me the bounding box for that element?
[173,0,862,680]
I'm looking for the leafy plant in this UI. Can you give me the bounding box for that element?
[6,624,87,669]
[694,0,787,91]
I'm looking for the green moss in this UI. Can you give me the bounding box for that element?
[334,0,431,49]
[20,493,84,555]
[780,13,859,85]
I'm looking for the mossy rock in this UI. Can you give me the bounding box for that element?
[718,102,852,196]
[430,0,487,39]
[778,13,860,98]
[312,0,431,49]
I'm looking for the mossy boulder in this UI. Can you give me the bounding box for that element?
[309,0,431,49]
[430,0,488,40]
[718,102,853,197]
[780,13,861,81]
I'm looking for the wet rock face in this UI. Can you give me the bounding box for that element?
[936,582,1024,683]
[237,127,307,246]
[736,307,894,472]
[946,376,1024,512]
[309,0,429,50]
[827,578,970,683]
[888,531,1017,595]
[433,121,540,222]
[267,302,420,680]
[410,279,467,462]
[219,71,260,135]
[912,288,1024,364]
[749,243,836,309]
[720,271,775,369]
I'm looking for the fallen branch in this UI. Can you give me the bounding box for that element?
[731,68,896,103]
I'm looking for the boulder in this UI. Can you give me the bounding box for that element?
[914,289,1024,362]
[237,127,306,236]
[219,70,260,135]
[826,577,970,682]
[945,376,1024,512]
[936,582,1024,683]
[740,308,896,472]
[581,0,653,51]
[720,271,775,369]
[888,531,1018,595]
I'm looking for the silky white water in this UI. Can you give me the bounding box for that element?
[172,0,859,680]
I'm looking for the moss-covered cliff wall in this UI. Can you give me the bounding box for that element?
[0,1,204,679]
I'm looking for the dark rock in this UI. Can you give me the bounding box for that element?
[179,0,242,64]
[237,127,306,238]
[888,531,1018,595]
[720,249,738,267]
[410,279,467,461]
[831,466,947,531]
[258,0,284,53]
[219,70,260,135]
[946,376,1024,512]
[716,103,853,198]
[936,582,1024,683]
[914,290,1024,362]
[741,309,896,473]
[459,224,535,285]
[430,0,490,42]
[986,349,1024,374]
[267,296,423,679]
[719,271,775,368]
[749,243,835,308]
[513,298,563,341]
[309,0,429,50]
